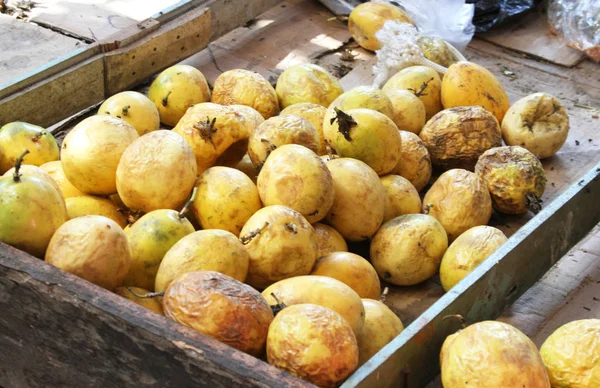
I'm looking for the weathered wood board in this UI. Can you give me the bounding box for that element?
[0,14,86,86]
[476,5,585,67]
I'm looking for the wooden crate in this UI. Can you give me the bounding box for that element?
[1,1,599,387]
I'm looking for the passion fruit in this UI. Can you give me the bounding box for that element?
[389,131,432,192]
[423,169,492,241]
[475,146,546,215]
[419,106,502,171]
[267,304,358,387]
[312,223,348,257]
[279,102,328,154]
[65,196,127,228]
[45,215,130,290]
[155,229,249,292]
[39,161,85,198]
[311,252,381,299]
[147,64,211,126]
[0,122,59,173]
[356,299,404,367]
[416,36,455,67]
[371,214,448,286]
[98,91,160,136]
[441,321,551,387]
[325,158,385,241]
[257,144,334,223]
[348,2,414,51]
[114,286,164,315]
[327,86,395,121]
[382,66,443,120]
[240,205,318,289]
[163,271,273,357]
[276,63,343,109]
[380,174,422,222]
[385,89,427,134]
[61,115,138,196]
[211,69,279,119]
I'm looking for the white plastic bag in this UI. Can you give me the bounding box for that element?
[548,0,600,62]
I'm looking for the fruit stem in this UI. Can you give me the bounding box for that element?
[240,222,269,245]
[12,149,30,182]
[126,287,164,299]
[380,286,389,302]
[408,77,434,97]
[31,131,46,142]
[331,108,356,142]
[423,203,434,215]
[179,186,198,219]
[162,91,171,107]
[525,193,542,214]
[270,292,286,316]
[121,105,131,116]
[442,314,467,329]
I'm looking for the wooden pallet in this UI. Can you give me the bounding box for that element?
[1,1,599,387]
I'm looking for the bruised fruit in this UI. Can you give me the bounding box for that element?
[155,229,249,292]
[114,286,164,315]
[40,161,85,198]
[323,108,401,175]
[325,158,385,241]
[419,106,502,171]
[0,156,67,258]
[234,154,258,183]
[501,92,569,159]
[147,65,211,126]
[371,214,448,286]
[0,122,59,173]
[417,36,455,68]
[229,105,264,132]
[440,226,507,291]
[327,86,395,121]
[211,69,279,119]
[441,61,510,123]
[45,215,130,290]
[348,1,414,51]
[193,166,262,235]
[123,209,194,291]
[380,174,422,222]
[311,252,381,299]
[248,115,321,168]
[279,102,328,154]
[423,169,492,241]
[475,146,546,215]
[267,304,358,388]
[356,299,404,367]
[441,321,551,388]
[540,319,600,388]
[240,205,318,289]
[389,131,432,192]
[116,130,197,213]
[98,91,160,136]
[257,144,334,223]
[276,63,343,109]
[382,66,443,120]
[65,196,127,228]
[164,271,273,357]
[174,103,252,173]
[61,116,138,195]
[262,275,365,335]
[313,223,348,257]
[386,89,427,134]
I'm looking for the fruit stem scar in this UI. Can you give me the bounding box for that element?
[13,149,30,182]
[331,108,357,142]
[126,287,164,298]
[284,222,298,234]
[240,222,270,245]
[31,131,45,142]
[423,203,434,214]
[525,193,542,214]
[442,314,467,329]
[408,77,434,97]
[122,105,131,116]
[193,116,218,148]
[162,91,172,107]
[179,186,198,219]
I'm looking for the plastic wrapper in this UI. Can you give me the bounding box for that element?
[548,0,600,62]
[469,0,539,32]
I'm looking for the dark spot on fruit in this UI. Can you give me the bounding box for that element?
[106,225,111,229]
[383,271,392,279]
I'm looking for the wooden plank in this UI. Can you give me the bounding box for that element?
[0,56,104,128]
[103,6,211,95]
[0,243,312,388]
[0,14,85,87]
[346,162,600,388]
[476,6,584,68]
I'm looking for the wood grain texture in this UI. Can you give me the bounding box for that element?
[0,243,312,388]
[476,5,584,68]
[0,14,85,87]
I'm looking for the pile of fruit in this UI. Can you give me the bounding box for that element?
[1,1,593,387]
